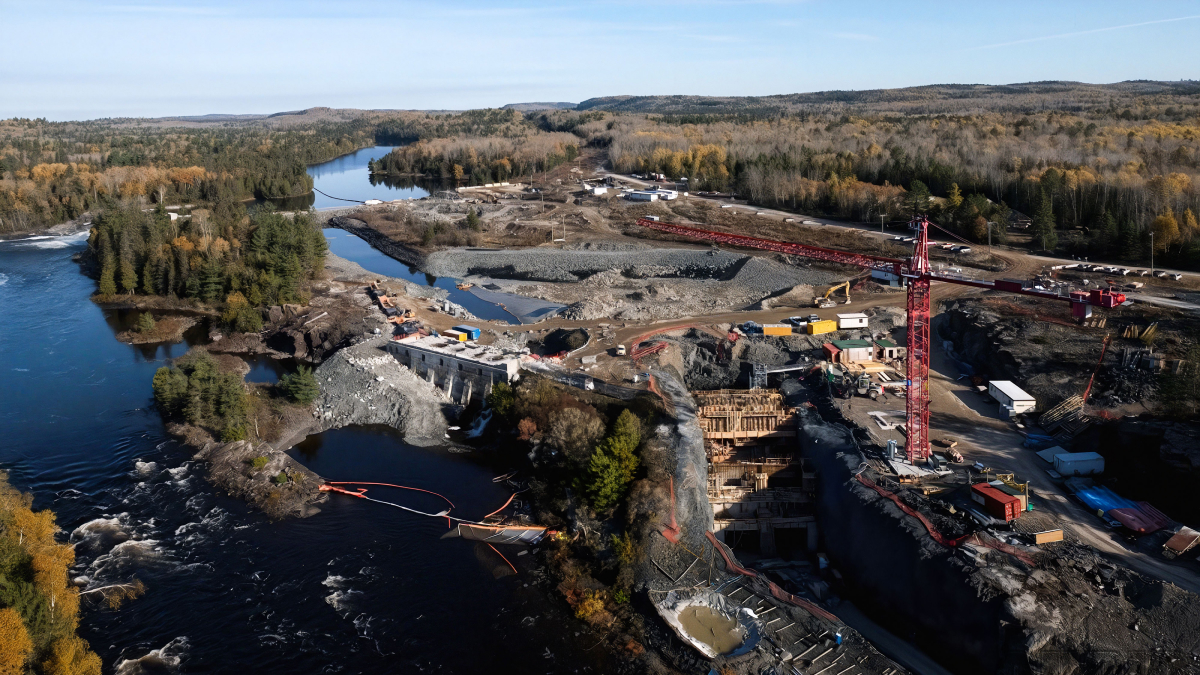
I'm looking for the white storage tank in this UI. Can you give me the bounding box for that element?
[1053,451,1105,477]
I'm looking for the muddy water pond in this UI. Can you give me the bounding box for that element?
[679,605,745,655]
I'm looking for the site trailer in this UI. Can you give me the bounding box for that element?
[807,320,837,335]
[987,380,1036,418]
[1053,452,1105,477]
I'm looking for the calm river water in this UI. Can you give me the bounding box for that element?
[0,233,597,672]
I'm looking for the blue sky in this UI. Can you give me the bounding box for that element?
[2,0,1198,120]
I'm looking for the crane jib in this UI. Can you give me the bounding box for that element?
[633,215,1124,462]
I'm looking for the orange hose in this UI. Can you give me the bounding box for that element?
[328,481,456,527]
[488,543,518,575]
[483,493,516,520]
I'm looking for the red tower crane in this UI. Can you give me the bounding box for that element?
[635,216,1126,462]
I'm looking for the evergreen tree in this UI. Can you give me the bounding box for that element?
[136,312,156,334]
[279,365,319,404]
[905,180,931,216]
[119,258,137,295]
[1031,191,1058,251]
[140,260,157,295]
[97,260,117,297]
[466,208,480,231]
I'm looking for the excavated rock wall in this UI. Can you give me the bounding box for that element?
[804,385,1200,675]
[801,412,1010,674]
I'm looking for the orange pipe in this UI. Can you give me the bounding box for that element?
[488,543,518,575]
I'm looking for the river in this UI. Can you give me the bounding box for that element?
[0,234,601,672]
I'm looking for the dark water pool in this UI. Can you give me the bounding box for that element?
[0,234,602,673]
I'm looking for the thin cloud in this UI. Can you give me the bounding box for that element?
[973,14,1200,50]
[833,32,877,42]
[102,4,228,15]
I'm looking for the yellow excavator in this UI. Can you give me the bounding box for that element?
[815,281,851,308]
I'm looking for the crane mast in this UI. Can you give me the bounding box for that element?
[634,215,1126,464]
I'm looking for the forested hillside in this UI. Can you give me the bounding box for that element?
[556,82,1200,267]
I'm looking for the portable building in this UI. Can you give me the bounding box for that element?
[871,269,904,287]
[807,320,837,335]
[836,313,869,329]
[830,339,873,363]
[452,325,481,340]
[443,329,468,342]
[1053,452,1104,477]
[971,483,1021,521]
[987,380,1036,417]
[874,339,904,360]
[761,324,792,336]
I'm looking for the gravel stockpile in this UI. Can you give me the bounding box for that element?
[431,247,845,323]
[424,247,751,282]
[313,336,450,443]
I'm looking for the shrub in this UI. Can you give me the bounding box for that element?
[273,472,289,484]
[611,531,639,566]
[249,456,269,470]
[278,365,319,404]
[221,292,263,333]
[574,590,606,621]
[546,407,605,464]
[487,382,515,419]
[517,418,538,441]
[135,312,156,334]
[613,589,630,605]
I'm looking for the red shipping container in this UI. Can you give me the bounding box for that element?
[994,279,1024,293]
[971,483,1020,522]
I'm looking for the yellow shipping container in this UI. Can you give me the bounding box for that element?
[807,320,837,335]
[762,324,792,336]
[443,329,468,341]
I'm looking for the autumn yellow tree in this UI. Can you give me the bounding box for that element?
[1151,210,1180,252]
[0,608,31,675]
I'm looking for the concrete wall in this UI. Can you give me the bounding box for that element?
[800,412,1016,675]
[385,341,515,405]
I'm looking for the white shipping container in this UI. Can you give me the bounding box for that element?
[1053,452,1105,477]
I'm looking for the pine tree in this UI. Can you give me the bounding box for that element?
[119,258,137,295]
[1031,191,1058,251]
[466,208,480,231]
[136,312,156,334]
[97,259,117,297]
[140,260,157,295]
[279,365,319,404]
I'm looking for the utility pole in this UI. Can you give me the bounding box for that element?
[1150,231,1155,275]
[880,214,886,234]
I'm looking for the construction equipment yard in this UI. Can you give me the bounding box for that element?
[311,154,1200,675]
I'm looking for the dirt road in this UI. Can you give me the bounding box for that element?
[926,340,1200,596]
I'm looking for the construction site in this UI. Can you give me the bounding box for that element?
[310,155,1200,675]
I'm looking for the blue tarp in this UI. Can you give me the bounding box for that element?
[1073,485,1137,513]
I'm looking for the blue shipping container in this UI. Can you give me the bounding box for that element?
[453,325,481,340]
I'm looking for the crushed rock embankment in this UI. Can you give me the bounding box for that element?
[425,246,846,322]
[312,336,451,442]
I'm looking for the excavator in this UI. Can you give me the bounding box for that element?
[815,281,852,308]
